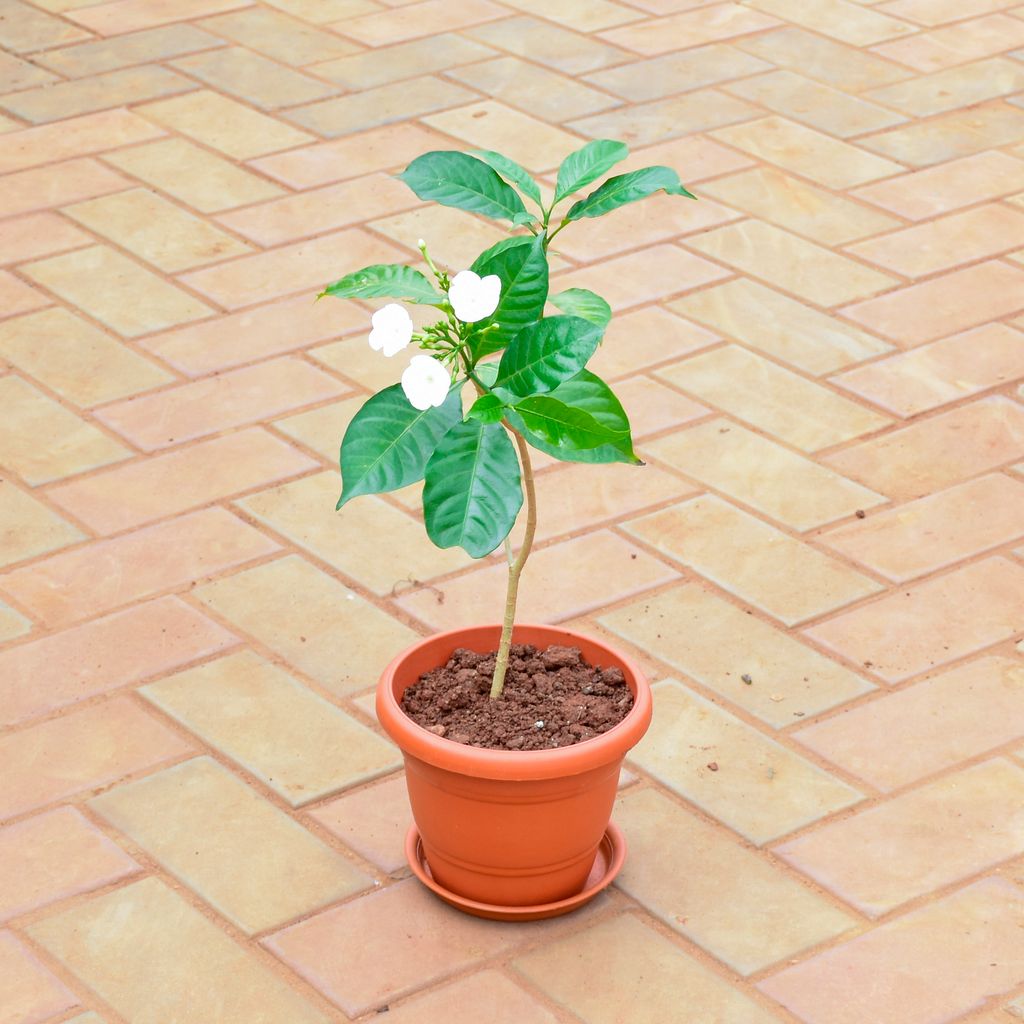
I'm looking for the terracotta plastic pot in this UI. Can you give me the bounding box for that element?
[376,623,652,912]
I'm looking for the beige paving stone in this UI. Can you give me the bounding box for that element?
[487,0,640,29]
[91,756,371,933]
[0,0,89,51]
[825,397,1024,500]
[725,70,906,137]
[46,427,316,534]
[102,137,285,213]
[142,89,313,159]
[0,931,76,1024]
[0,506,279,628]
[195,554,418,696]
[0,272,48,318]
[143,650,399,805]
[615,786,856,974]
[699,167,901,246]
[201,5,357,64]
[0,308,173,408]
[842,261,1024,347]
[711,116,905,189]
[686,220,897,308]
[262,0,378,19]
[852,151,1024,220]
[66,0,250,33]
[629,680,863,843]
[180,229,404,309]
[337,0,504,45]
[468,16,630,75]
[758,879,1024,1024]
[0,477,82,570]
[874,13,1024,71]
[626,495,882,626]
[0,807,139,922]
[805,556,1024,683]
[28,877,330,1024]
[620,130,755,182]
[309,772,411,874]
[397,530,680,632]
[0,697,190,819]
[0,65,194,124]
[0,376,129,486]
[601,2,779,54]
[0,159,129,219]
[881,0,1020,23]
[217,173,416,247]
[240,471,471,595]
[748,0,913,43]
[23,245,212,338]
[514,913,781,1023]
[0,596,237,727]
[0,212,91,265]
[821,474,1024,582]
[658,345,890,452]
[0,602,30,643]
[645,419,886,531]
[64,188,252,273]
[274,395,363,462]
[0,49,57,90]
[796,655,1024,790]
[866,57,1024,117]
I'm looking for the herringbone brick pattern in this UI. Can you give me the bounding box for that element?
[1,1,1024,1020]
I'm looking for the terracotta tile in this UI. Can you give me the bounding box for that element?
[180,229,404,309]
[23,245,212,338]
[285,75,477,138]
[0,159,129,219]
[141,90,313,159]
[1,506,278,628]
[616,786,856,974]
[805,556,1024,684]
[758,879,1024,1024]
[201,6,359,64]
[309,773,411,874]
[833,323,1024,418]
[0,478,81,575]
[263,0,378,18]
[881,0,1019,24]
[0,376,128,486]
[195,554,417,696]
[0,0,90,51]
[46,427,316,533]
[467,16,630,75]
[340,0,503,43]
[499,0,638,29]
[618,375,713,438]
[274,395,364,462]
[842,261,1024,347]
[798,655,1024,790]
[0,807,138,922]
[28,877,330,1023]
[142,292,361,376]
[0,213,90,265]
[0,308,173,408]
[0,931,76,1024]
[0,697,190,819]
[621,131,755,182]
[0,271,48,318]
[711,116,905,189]
[514,913,780,1023]
[91,757,371,934]
[601,3,778,54]
[748,0,912,43]
[0,602,30,644]
[103,137,284,213]
[310,331,424,394]
[867,57,1024,117]
[67,0,251,35]
[873,13,1024,71]
[397,530,679,631]
[0,49,57,91]
[217,173,416,247]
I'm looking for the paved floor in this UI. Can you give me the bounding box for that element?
[2,0,1024,1021]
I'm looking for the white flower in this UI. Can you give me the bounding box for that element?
[402,355,451,411]
[368,303,414,357]
[448,270,501,323]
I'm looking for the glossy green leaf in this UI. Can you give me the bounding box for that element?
[494,316,601,397]
[337,384,462,507]
[398,151,529,224]
[472,150,543,208]
[550,288,612,331]
[512,395,626,451]
[467,392,506,424]
[472,236,533,267]
[554,140,629,205]
[320,264,443,305]
[467,233,549,358]
[565,166,695,222]
[423,420,523,557]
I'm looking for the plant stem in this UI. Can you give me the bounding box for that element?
[490,427,537,699]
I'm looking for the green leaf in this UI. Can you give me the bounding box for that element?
[494,316,601,397]
[472,236,532,267]
[507,370,640,465]
[467,393,506,424]
[472,150,543,209]
[338,384,462,507]
[423,420,523,558]
[398,151,529,224]
[565,166,695,222]
[467,233,549,359]
[513,395,627,451]
[554,140,629,205]
[320,264,443,305]
[550,288,612,331]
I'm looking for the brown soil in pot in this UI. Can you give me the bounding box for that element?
[399,643,634,751]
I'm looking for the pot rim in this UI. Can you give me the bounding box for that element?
[375,622,652,781]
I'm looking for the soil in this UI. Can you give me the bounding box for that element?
[400,643,634,751]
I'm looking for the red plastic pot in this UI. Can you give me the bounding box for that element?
[376,623,652,913]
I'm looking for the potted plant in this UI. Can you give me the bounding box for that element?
[325,141,695,920]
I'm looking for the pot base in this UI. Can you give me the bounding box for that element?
[405,822,626,922]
